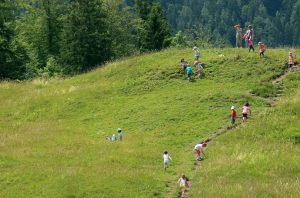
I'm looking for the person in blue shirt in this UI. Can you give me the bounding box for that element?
[111,134,117,141]
[186,64,192,81]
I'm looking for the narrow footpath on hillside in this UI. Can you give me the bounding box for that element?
[168,64,299,198]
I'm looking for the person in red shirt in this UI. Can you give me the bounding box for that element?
[231,106,237,128]
[248,36,254,52]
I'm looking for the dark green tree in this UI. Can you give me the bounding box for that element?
[60,0,112,72]
[143,3,171,50]
[134,0,153,20]
[0,0,28,79]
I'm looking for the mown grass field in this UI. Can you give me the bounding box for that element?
[0,48,299,197]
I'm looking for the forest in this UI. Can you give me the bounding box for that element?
[1,0,300,80]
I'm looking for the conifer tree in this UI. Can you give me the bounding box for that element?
[143,3,171,50]
[0,0,27,79]
[60,0,112,72]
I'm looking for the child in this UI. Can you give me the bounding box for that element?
[180,58,188,73]
[194,61,204,78]
[244,33,249,48]
[258,42,266,57]
[194,141,208,161]
[248,36,254,52]
[163,151,172,171]
[186,64,192,81]
[193,46,200,61]
[178,174,189,198]
[117,128,123,141]
[111,134,117,141]
[288,52,295,69]
[242,102,251,122]
[231,106,237,128]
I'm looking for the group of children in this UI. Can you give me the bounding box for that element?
[162,101,252,197]
[230,102,251,128]
[106,128,123,142]
[180,46,205,81]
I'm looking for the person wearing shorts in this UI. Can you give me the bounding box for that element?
[178,174,189,198]
[194,142,207,161]
[242,102,251,122]
[193,46,200,61]
[163,151,172,171]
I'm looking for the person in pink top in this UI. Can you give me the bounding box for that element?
[242,102,251,122]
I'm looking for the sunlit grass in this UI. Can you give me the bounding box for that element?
[0,48,299,197]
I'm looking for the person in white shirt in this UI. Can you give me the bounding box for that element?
[194,141,208,161]
[163,151,172,171]
[178,174,189,198]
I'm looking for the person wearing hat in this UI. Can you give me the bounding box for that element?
[234,24,243,48]
[117,128,123,141]
[231,106,237,128]
[258,42,266,57]
[288,51,295,69]
[193,46,200,61]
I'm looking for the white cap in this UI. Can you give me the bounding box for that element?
[118,128,121,131]
[193,46,197,50]
[231,106,235,110]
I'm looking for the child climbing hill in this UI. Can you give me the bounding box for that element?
[258,42,266,57]
[186,64,192,81]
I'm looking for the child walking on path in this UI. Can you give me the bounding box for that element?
[288,52,295,69]
[231,106,237,128]
[163,151,172,171]
[258,42,266,57]
[178,174,189,198]
[242,102,251,122]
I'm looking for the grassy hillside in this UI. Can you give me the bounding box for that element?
[0,48,299,197]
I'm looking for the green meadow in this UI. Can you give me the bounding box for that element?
[0,48,299,197]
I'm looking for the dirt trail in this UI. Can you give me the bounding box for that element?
[272,65,300,84]
[169,64,300,198]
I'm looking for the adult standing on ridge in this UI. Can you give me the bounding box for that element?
[246,25,254,43]
[234,24,243,48]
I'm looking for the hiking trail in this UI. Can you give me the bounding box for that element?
[167,63,299,198]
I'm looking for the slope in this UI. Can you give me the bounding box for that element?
[0,48,299,197]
